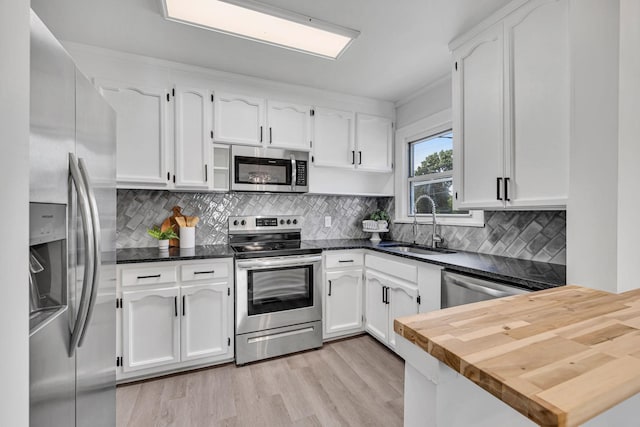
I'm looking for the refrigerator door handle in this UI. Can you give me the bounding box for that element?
[68,153,95,356]
[77,157,102,347]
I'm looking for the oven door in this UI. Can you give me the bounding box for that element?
[236,255,322,334]
[230,146,308,192]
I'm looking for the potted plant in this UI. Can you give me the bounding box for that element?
[147,226,179,250]
[369,210,390,230]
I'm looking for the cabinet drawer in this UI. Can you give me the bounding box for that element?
[181,261,229,282]
[365,254,417,283]
[325,252,364,269]
[121,265,178,287]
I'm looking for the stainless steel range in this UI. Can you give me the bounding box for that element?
[230,215,323,365]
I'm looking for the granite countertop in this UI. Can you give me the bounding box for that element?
[116,239,565,289]
[394,286,640,427]
[116,245,234,264]
[304,239,565,290]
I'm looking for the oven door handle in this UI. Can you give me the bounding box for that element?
[236,255,322,270]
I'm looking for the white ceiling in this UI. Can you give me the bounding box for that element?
[31,0,512,102]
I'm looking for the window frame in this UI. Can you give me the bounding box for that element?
[394,109,484,227]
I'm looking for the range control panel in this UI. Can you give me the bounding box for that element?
[228,215,302,233]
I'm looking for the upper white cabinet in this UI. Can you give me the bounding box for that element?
[174,86,213,190]
[266,100,312,150]
[312,107,355,168]
[452,0,569,209]
[313,107,393,173]
[98,80,171,187]
[504,0,569,207]
[213,92,264,146]
[355,114,393,172]
[452,24,505,209]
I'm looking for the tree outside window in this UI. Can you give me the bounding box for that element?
[409,131,467,215]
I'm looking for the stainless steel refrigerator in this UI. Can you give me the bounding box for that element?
[29,10,116,427]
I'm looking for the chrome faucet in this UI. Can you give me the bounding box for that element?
[412,194,443,248]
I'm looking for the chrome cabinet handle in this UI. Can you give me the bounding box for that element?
[78,157,102,347]
[68,153,95,356]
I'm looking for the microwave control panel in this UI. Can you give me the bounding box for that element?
[295,161,307,186]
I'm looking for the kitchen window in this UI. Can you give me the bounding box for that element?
[394,110,484,226]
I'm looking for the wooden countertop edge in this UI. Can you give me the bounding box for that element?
[393,285,640,427]
[394,320,567,427]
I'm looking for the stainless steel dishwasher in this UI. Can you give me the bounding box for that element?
[441,270,530,308]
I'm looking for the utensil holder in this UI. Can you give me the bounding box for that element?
[180,227,195,248]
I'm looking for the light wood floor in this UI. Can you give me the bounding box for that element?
[116,335,404,427]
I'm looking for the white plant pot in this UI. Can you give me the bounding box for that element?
[377,220,388,229]
[158,239,169,250]
[180,226,195,248]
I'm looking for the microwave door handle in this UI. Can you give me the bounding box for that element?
[77,158,102,347]
[68,153,95,357]
[291,155,296,191]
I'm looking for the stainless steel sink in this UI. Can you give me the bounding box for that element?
[380,244,456,256]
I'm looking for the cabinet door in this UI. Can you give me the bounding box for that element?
[364,271,389,343]
[122,287,180,372]
[312,107,355,168]
[355,114,393,172]
[174,86,212,190]
[504,0,569,208]
[452,24,505,209]
[387,280,419,349]
[325,269,363,336]
[267,100,311,150]
[181,283,230,362]
[214,92,264,146]
[98,80,170,186]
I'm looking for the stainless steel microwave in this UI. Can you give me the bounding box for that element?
[230,145,309,193]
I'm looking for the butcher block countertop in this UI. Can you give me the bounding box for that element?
[394,285,640,427]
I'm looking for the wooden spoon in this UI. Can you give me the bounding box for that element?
[189,217,200,227]
[175,216,186,228]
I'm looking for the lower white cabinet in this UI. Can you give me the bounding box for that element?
[122,287,181,372]
[181,283,229,362]
[325,269,363,337]
[117,259,234,382]
[365,269,420,350]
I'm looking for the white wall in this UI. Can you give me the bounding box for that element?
[0,1,30,425]
[566,0,620,292]
[567,0,640,293]
[616,0,640,293]
[395,75,452,129]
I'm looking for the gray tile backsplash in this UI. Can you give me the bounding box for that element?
[116,190,380,248]
[117,190,566,265]
[383,200,566,265]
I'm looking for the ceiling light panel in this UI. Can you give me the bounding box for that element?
[162,0,359,59]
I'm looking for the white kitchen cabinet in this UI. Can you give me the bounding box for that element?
[312,107,355,168]
[181,283,230,362]
[365,270,420,350]
[325,269,363,337]
[98,80,171,187]
[213,92,264,146]
[355,113,393,172]
[266,100,312,150]
[116,258,234,382]
[503,0,569,207]
[121,286,180,373]
[452,0,568,210]
[173,86,212,190]
[312,107,393,173]
[452,24,505,209]
[364,271,390,343]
